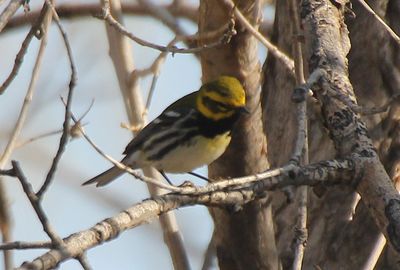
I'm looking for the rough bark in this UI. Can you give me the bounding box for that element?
[263,0,400,268]
[347,0,400,268]
[262,0,344,268]
[199,1,279,269]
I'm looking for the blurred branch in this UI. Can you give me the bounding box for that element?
[98,2,233,54]
[134,39,176,117]
[357,0,400,46]
[201,234,216,270]
[0,3,50,94]
[0,184,11,269]
[220,0,295,74]
[0,5,52,269]
[3,2,198,32]
[0,241,52,250]
[0,4,50,167]
[0,0,25,32]
[136,0,187,37]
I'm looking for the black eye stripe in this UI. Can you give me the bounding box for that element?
[202,96,221,113]
[205,85,230,97]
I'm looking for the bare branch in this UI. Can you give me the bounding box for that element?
[0,3,50,94]
[37,1,78,198]
[289,0,309,268]
[16,158,356,269]
[11,161,63,245]
[0,0,25,33]
[136,0,187,37]
[3,3,198,32]
[98,2,233,54]
[0,169,15,177]
[357,0,400,46]
[301,0,400,252]
[220,0,295,74]
[0,7,51,268]
[0,241,53,250]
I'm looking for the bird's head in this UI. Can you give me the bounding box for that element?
[196,76,247,121]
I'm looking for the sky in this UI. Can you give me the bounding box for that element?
[0,1,268,269]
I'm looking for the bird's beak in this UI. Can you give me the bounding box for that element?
[239,106,250,114]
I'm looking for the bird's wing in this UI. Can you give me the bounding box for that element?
[123,106,197,155]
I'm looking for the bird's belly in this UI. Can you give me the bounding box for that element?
[154,132,231,173]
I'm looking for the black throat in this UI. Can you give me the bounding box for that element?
[197,112,241,138]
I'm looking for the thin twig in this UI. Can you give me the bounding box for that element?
[15,129,64,148]
[140,39,176,116]
[0,29,48,165]
[37,0,78,198]
[220,0,295,74]
[0,3,50,164]
[0,3,50,94]
[3,3,198,32]
[357,0,400,46]
[11,161,63,245]
[0,8,51,269]
[98,2,233,54]
[0,241,53,250]
[0,169,16,177]
[136,0,187,37]
[289,0,309,269]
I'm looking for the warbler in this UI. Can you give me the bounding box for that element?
[83,76,247,187]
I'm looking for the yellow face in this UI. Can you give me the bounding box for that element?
[197,76,246,120]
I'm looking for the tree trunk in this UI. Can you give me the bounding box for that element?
[199,1,279,269]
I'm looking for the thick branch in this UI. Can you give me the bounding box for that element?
[301,0,400,252]
[17,158,355,269]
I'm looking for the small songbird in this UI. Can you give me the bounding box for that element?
[83,76,248,187]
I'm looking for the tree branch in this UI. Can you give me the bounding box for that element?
[3,2,198,33]
[289,0,309,268]
[301,0,400,252]
[37,1,78,198]
[16,157,356,269]
[0,0,25,32]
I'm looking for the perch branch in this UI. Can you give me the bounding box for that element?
[16,157,357,270]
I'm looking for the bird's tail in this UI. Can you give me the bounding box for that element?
[82,166,125,187]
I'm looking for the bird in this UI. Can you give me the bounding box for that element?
[83,75,248,187]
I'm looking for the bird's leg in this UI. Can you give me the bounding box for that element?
[159,170,174,185]
[188,171,211,182]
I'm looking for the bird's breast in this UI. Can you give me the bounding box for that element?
[151,132,231,173]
